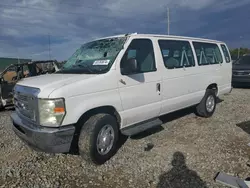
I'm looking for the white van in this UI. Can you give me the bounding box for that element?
[11,33,232,164]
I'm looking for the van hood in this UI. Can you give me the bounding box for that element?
[17,73,96,97]
[233,63,250,70]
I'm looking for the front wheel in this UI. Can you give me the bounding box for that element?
[195,89,217,118]
[78,113,119,165]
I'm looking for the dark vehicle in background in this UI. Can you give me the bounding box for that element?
[0,60,60,109]
[232,54,250,87]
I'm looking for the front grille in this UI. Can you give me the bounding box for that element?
[17,94,29,101]
[14,91,36,121]
[233,70,250,76]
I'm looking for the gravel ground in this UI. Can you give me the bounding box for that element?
[1,88,250,188]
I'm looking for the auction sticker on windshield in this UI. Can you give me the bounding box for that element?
[93,60,110,65]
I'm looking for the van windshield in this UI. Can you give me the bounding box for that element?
[234,55,250,65]
[57,37,127,74]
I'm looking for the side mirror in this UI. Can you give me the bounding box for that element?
[123,58,138,74]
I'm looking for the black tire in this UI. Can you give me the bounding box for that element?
[78,113,119,165]
[195,89,216,118]
[0,102,4,111]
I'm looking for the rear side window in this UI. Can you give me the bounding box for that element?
[193,42,223,65]
[121,39,156,74]
[3,66,17,83]
[23,65,30,77]
[220,44,231,63]
[158,40,195,69]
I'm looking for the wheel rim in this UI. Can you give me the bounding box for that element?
[96,124,115,155]
[206,95,215,112]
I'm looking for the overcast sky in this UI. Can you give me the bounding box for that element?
[0,0,250,60]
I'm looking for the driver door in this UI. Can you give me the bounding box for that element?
[118,38,162,127]
[0,66,18,100]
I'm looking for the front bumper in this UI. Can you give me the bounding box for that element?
[232,76,250,84]
[11,112,75,153]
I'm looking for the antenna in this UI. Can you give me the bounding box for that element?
[167,7,170,35]
[17,48,20,64]
[48,33,51,60]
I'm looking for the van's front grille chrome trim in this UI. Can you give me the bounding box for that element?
[13,85,40,122]
[14,92,35,120]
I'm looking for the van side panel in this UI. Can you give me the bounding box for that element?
[192,41,224,94]
[157,38,231,116]
[156,39,208,116]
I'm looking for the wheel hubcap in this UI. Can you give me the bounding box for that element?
[96,124,114,155]
[206,95,215,112]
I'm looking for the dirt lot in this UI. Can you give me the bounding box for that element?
[1,88,250,188]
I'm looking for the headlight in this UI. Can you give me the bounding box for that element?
[38,98,66,127]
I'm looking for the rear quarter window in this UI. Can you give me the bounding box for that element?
[220,44,231,63]
[193,42,223,66]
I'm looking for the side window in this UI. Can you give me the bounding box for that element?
[221,44,231,63]
[23,65,30,77]
[36,63,45,74]
[162,49,169,57]
[158,40,195,69]
[121,39,156,74]
[3,66,17,83]
[193,42,223,65]
[41,62,56,73]
[127,50,136,59]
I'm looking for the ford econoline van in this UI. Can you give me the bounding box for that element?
[11,33,232,164]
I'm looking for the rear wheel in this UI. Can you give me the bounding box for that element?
[78,113,119,165]
[195,89,216,118]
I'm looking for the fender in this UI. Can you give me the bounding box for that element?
[62,89,124,127]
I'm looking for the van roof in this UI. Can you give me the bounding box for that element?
[97,33,224,43]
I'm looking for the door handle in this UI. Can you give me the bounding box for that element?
[156,83,161,93]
